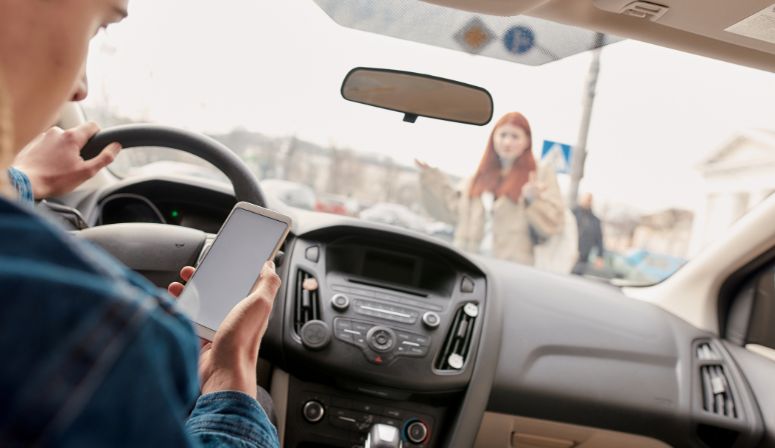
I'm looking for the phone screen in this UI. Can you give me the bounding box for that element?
[177,206,288,334]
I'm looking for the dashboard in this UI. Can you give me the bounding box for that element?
[91,177,235,233]
[269,229,487,447]
[57,174,771,448]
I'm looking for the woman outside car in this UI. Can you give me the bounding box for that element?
[417,111,567,267]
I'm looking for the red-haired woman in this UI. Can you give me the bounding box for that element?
[417,112,564,266]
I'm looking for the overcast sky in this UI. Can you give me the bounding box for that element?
[82,0,775,213]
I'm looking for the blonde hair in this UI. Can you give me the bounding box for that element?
[0,71,15,197]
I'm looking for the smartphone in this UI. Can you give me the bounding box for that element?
[177,201,292,340]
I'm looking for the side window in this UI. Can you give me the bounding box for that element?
[726,265,775,355]
[746,272,775,351]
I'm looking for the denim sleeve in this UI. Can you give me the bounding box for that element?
[186,391,280,448]
[0,201,280,448]
[6,167,33,204]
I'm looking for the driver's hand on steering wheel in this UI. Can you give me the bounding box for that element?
[168,262,281,398]
[13,122,121,199]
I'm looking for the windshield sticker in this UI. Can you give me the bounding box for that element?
[725,4,775,45]
[503,25,536,54]
[454,17,495,54]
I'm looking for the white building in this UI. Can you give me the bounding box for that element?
[689,130,775,256]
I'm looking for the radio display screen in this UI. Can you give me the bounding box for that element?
[362,250,418,285]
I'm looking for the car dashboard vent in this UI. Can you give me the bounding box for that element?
[697,342,722,361]
[294,269,320,334]
[696,342,737,419]
[435,303,478,371]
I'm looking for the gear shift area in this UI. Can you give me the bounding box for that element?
[365,423,403,448]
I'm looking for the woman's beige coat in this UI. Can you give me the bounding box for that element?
[420,161,564,265]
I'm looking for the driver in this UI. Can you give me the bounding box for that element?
[0,1,280,447]
[9,120,121,204]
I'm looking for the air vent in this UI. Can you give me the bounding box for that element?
[294,269,320,334]
[696,342,737,419]
[700,365,737,418]
[435,303,478,371]
[697,342,722,361]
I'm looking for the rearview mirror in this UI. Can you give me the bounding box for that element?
[341,67,493,126]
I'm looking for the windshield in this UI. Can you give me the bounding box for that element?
[83,0,775,285]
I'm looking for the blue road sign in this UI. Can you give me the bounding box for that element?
[541,140,572,174]
[503,26,535,54]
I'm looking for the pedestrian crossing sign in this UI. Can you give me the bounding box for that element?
[541,140,572,174]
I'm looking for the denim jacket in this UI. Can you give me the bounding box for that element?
[0,193,279,447]
[7,167,33,204]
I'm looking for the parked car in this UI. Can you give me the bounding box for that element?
[259,179,317,211]
[360,202,455,241]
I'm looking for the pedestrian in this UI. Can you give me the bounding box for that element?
[572,192,605,275]
[416,111,564,266]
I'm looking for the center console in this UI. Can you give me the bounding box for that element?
[275,227,487,448]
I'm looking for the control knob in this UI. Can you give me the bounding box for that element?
[331,293,350,311]
[300,320,331,350]
[405,420,429,444]
[302,400,325,423]
[421,311,440,329]
[366,326,396,353]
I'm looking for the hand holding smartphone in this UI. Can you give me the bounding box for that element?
[177,201,292,341]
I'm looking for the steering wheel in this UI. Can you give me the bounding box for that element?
[77,124,266,287]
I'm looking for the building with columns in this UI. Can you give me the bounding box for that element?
[689,130,775,256]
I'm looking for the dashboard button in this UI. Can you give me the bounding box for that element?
[384,409,403,419]
[367,326,396,353]
[422,311,441,329]
[305,246,320,262]
[406,420,429,444]
[461,276,475,293]
[352,321,372,333]
[334,318,352,331]
[331,412,359,431]
[412,335,430,345]
[334,329,353,344]
[302,400,325,423]
[300,320,331,350]
[408,346,426,356]
[364,351,391,365]
[354,403,383,415]
[353,334,368,348]
[331,293,350,311]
